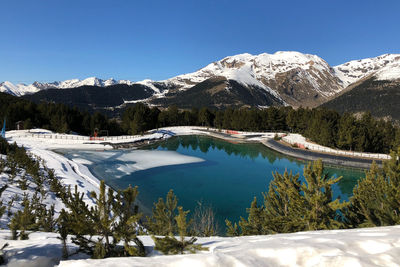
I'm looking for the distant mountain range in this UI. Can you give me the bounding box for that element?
[2,51,400,118]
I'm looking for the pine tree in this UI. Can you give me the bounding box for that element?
[146,189,178,235]
[347,149,400,227]
[36,204,56,232]
[57,209,70,259]
[61,181,145,258]
[90,180,115,257]
[301,160,347,230]
[9,195,36,240]
[112,185,145,256]
[263,170,305,233]
[61,185,96,255]
[18,174,29,190]
[238,197,266,235]
[152,207,208,255]
[225,220,240,236]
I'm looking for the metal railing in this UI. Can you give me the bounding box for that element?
[21,133,143,142]
[282,136,390,160]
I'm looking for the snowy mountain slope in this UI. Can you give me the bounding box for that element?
[151,76,285,108]
[0,81,41,96]
[374,61,400,81]
[159,51,343,107]
[333,53,400,87]
[165,51,337,96]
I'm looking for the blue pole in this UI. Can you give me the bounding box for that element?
[1,118,5,138]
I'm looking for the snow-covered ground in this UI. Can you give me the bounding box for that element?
[1,226,400,267]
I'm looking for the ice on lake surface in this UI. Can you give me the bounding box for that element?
[65,150,204,178]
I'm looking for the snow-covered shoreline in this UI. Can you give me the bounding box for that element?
[3,127,390,212]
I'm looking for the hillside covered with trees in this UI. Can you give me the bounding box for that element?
[0,92,123,136]
[2,91,400,154]
[322,78,400,121]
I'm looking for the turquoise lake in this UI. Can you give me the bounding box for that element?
[60,135,365,233]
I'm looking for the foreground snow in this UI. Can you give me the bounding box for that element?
[1,226,400,267]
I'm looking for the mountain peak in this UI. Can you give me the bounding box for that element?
[1,52,400,104]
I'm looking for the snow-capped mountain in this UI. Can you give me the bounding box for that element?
[2,52,400,108]
[333,54,400,87]
[323,55,400,121]
[166,51,336,94]
[0,77,132,96]
[0,81,42,96]
[161,51,343,107]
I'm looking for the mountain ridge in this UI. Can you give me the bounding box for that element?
[3,51,400,110]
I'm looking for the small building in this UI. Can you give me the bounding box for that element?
[15,121,24,130]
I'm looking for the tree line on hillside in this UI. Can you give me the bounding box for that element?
[0,92,123,136]
[123,103,400,154]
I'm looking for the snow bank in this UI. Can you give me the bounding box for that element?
[57,226,400,266]
[282,133,390,160]
[1,226,399,267]
[0,231,84,267]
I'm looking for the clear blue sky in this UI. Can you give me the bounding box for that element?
[1,0,399,84]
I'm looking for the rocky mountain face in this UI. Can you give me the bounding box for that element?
[2,52,400,111]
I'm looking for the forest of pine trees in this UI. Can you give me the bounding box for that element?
[0,92,123,136]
